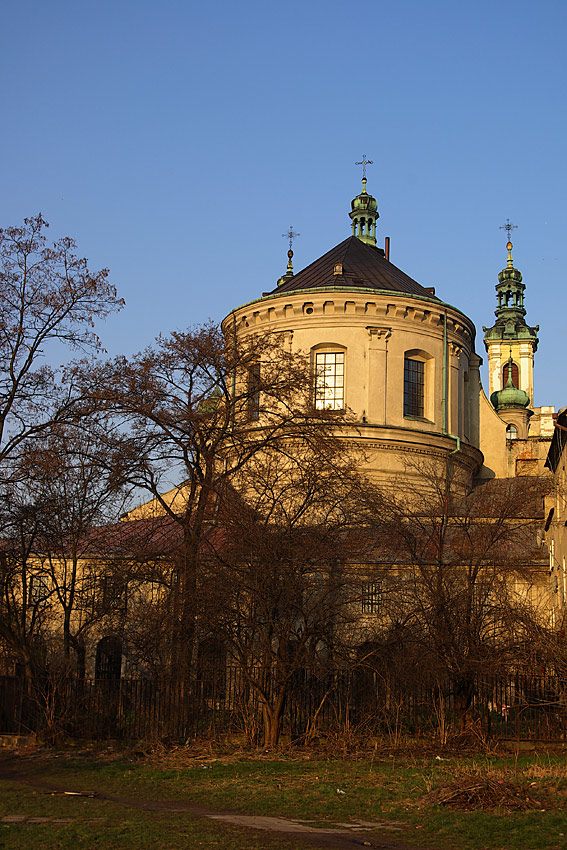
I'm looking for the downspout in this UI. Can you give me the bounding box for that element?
[442,311,448,435]
[443,309,461,455]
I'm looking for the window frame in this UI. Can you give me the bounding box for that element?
[28,575,50,605]
[312,347,346,411]
[403,349,434,422]
[361,582,381,614]
[403,357,425,418]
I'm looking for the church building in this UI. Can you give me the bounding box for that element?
[223,172,555,489]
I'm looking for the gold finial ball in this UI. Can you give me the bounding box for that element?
[507,241,513,251]
[288,249,293,259]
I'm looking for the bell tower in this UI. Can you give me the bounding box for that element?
[483,223,539,406]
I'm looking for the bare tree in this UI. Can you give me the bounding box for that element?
[0,486,54,678]
[18,423,134,677]
[87,324,350,679]
[0,213,123,675]
[0,213,123,478]
[359,458,549,729]
[199,443,369,748]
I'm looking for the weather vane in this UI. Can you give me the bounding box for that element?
[499,219,518,241]
[282,226,300,251]
[355,155,373,180]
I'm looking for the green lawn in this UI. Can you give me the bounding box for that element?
[1,745,567,849]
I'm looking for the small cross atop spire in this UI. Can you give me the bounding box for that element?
[500,219,518,267]
[282,226,300,251]
[355,156,373,180]
[499,218,518,240]
[278,226,300,282]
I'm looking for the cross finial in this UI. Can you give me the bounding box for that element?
[282,226,300,251]
[500,219,517,267]
[355,155,373,180]
[499,218,518,240]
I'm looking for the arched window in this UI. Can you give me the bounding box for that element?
[404,357,425,417]
[404,349,434,421]
[506,424,518,440]
[503,361,519,388]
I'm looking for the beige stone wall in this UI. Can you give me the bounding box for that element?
[121,484,189,520]
[224,288,484,484]
[477,389,509,479]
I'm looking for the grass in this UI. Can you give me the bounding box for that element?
[0,775,300,850]
[1,744,567,849]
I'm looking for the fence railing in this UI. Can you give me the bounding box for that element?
[1,669,566,742]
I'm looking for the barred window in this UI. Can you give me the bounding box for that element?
[404,357,424,417]
[361,582,381,614]
[315,352,344,410]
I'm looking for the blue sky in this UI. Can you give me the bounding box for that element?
[2,0,564,408]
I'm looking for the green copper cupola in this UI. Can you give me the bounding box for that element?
[483,238,539,347]
[490,354,530,411]
[350,157,379,246]
[483,224,539,407]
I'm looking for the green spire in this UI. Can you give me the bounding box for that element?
[483,234,539,350]
[350,157,379,246]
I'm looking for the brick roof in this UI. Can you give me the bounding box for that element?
[265,236,438,299]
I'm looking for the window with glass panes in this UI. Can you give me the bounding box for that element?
[403,357,424,417]
[315,352,344,410]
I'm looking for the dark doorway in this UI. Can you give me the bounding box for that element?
[95,636,122,680]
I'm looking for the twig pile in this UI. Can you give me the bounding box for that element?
[422,776,544,810]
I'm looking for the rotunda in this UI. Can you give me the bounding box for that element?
[223,178,484,486]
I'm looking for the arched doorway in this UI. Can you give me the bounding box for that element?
[95,636,122,680]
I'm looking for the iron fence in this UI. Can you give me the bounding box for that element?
[1,669,566,742]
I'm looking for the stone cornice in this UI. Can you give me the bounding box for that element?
[224,290,475,347]
[224,287,475,341]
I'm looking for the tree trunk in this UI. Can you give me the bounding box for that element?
[262,688,287,748]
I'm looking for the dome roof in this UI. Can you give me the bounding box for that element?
[351,190,378,213]
[490,365,530,411]
[265,236,439,299]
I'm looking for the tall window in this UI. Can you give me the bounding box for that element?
[404,357,424,417]
[315,352,344,410]
[247,362,260,421]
